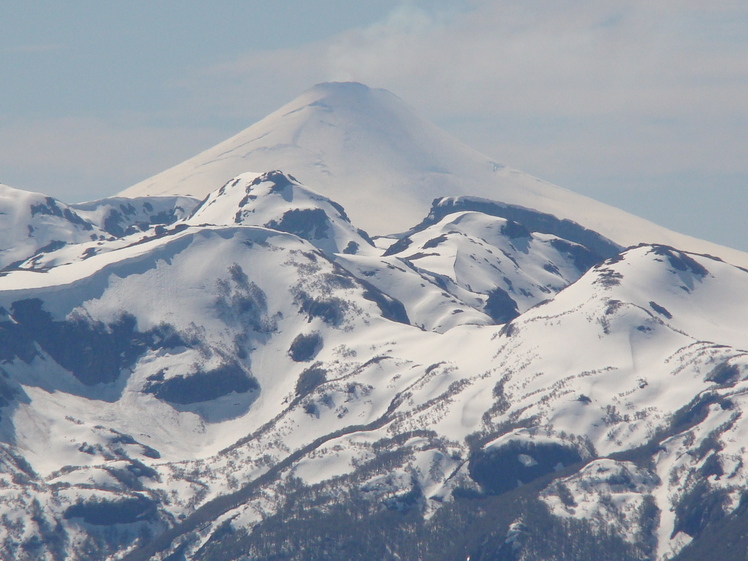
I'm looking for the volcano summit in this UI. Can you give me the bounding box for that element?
[0,83,746,561]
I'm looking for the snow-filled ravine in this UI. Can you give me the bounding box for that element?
[0,83,746,561]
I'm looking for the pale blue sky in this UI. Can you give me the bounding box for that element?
[2,1,746,250]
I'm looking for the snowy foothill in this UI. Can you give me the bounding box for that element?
[0,82,746,560]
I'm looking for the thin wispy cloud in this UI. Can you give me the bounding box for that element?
[182,1,748,180]
[324,1,748,117]
[3,1,746,247]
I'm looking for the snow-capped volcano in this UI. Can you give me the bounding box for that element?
[121,81,748,268]
[0,82,747,561]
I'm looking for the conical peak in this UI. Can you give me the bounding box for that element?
[274,81,420,140]
[308,80,370,93]
[118,81,486,234]
[294,81,401,111]
[304,81,377,101]
[117,83,748,269]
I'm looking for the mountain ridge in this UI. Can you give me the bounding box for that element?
[0,170,746,560]
[120,81,748,269]
[0,83,745,561]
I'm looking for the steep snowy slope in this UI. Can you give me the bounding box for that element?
[333,207,616,332]
[0,204,422,558]
[334,250,494,332]
[0,184,201,275]
[0,223,406,464]
[3,82,748,561]
[101,243,748,561]
[120,82,748,268]
[0,184,106,271]
[186,170,376,256]
[71,194,198,237]
[182,170,620,333]
[381,209,617,322]
[1,165,747,560]
[184,244,748,561]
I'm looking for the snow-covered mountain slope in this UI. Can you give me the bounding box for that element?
[416,195,623,259]
[167,243,748,561]
[0,189,200,275]
[0,223,407,467]
[0,184,107,271]
[498,245,748,559]
[112,242,748,561]
[186,170,376,256]
[334,250,494,332]
[0,187,432,558]
[475,244,748,455]
[71,194,199,238]
[381,209,617,323]
[0,162,747,560]
[3,82,748,561]
[120,81,748,269]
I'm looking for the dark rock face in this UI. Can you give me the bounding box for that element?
[143,361,258,405]
[215,264,275,335]
[0,308,39,365]
[328,200,351,223]
[64,495,157,526]
[359,281,410,325]
[102,204,137,237]
[294,293,351,326]
[422,234,449,249]
[705,362,741,386]
[33,240,68,256]
[673,481,728,538]
[0,371,23,420]
[296,365,327,396]
[500,220,531,240]
[0,374,18,410]
[649,300,673,319]
[468,440,582,495]
[549,239,601,272]
[71,197,197,238]
[484,287,519,324]
[649,245,709,277]
[0,299,187,387]
[235,171,297,206]
[262,171,295,195]
[3,300,145,386]
[419,197,622,261]
[289,333,323,362]
[342,241,359,254]
[382,236,412,257]
[101,205,183,238]
[266,208,331,241]
[30,197,94,231]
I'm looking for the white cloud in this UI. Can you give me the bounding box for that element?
[322,1,748,117]
[185,1,746,136]
[310,1,748,193]
[173,0,748,248]
[6,1,746,245]
[181,1,747,187]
